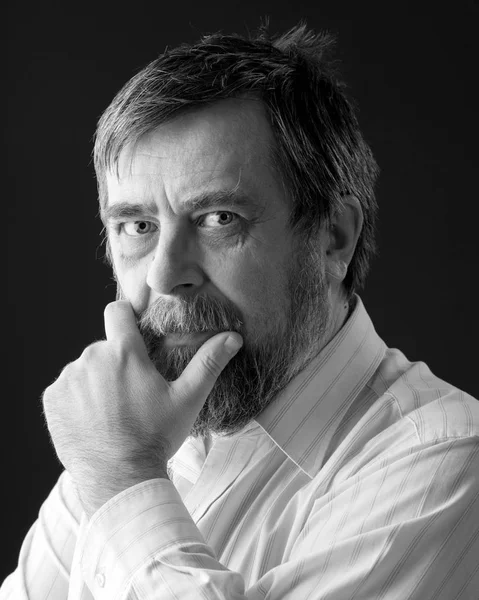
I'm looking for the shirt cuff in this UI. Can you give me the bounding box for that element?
[78,478,207,599]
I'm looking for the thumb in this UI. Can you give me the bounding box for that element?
[170,332,243,410]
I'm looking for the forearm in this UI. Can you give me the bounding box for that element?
[76,438,479,600]
[78,479,246,599]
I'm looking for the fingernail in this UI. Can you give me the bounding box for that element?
[224,334,243,355]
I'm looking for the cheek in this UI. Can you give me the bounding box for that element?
[113,259,152,314]
[222,255,289,329]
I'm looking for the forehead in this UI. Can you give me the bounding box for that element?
[106,98,283,208]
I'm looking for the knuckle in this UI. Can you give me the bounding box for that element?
[41,385,52,408]
[201,353,222,378]
[104,301,116,318]
[81,341,103,360]
[41,383,60,417]
[104,300,128,319]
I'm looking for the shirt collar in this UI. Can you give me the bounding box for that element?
[255,294,387,479]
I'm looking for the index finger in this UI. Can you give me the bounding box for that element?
[104,300,143,344]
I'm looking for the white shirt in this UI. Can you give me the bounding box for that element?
[2,295,478,599]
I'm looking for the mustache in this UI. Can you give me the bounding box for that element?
[135,293,245,337]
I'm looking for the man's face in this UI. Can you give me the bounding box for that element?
[104,98,332,437]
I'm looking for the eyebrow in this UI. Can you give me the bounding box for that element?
[102,190,264,223]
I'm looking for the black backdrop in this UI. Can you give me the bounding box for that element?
[4,0,478,582]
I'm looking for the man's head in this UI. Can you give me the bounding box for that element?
[93,22,379,437]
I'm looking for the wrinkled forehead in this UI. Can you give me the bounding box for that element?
[102,98,290,222]
[111,98,277,187]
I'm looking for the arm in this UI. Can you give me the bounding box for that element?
[77,437,479,599]
[2,302,242,599]
[1,470,83,599]
[36,302,479,597]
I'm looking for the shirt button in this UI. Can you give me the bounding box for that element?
[95,571,106,588]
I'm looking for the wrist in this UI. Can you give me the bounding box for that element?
[73,464,170,518]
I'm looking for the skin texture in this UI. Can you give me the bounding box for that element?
[42,300,243,517]
[43,97,364,518]
[105,98,363,439]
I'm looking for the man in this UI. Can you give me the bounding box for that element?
[2,21,478,600]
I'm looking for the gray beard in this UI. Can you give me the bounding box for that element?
[119,239,331,439]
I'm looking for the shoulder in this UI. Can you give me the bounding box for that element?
[321,350,478,488]
[368,348,479,444]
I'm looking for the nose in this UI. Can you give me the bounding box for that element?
[145,223,205,296]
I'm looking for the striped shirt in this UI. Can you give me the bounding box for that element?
[2,295,478,599]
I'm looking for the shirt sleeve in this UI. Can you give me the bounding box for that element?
[0,470,83,600]
[78,480,245,599]
[251,435,479,600]
[78,436,479,600]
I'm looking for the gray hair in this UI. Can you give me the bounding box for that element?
[94,20,380,300]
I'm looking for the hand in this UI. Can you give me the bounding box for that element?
[42,300,243,518]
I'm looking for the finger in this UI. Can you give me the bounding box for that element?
[104,300,145,349]
[170,332,243,412]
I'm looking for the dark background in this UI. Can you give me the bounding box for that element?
[4,0,478,582]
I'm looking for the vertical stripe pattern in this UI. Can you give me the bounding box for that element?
[2,295,478,600]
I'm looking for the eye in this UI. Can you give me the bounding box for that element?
[199,212,238,228]
[121,221,158,236]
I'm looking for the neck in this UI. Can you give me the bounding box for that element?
[325,295,351,346]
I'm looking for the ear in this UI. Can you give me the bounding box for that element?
[325,195,364,288]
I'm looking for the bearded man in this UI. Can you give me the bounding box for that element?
[2,22,478,600]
